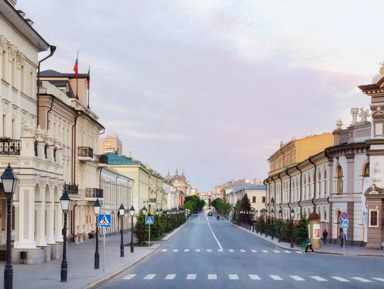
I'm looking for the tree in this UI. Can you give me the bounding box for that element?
[293,215,309,245]
[133,210,146,245]
[211,198,222,212]
[185,195,205,211]
[239,194,252,224]
[184,200,195,212]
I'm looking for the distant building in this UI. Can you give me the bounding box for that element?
[164,170,187,207]
[99,134,123,155]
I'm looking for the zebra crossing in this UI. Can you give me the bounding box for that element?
[160,248,297,254]
[122,273,384,283]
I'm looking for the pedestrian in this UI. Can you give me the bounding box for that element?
[216,215,219,221]
[322,229,328,245]
[305,237,315,254]
[339,230,345,247]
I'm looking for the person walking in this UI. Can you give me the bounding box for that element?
[322,229,328,245]
[216,215,220,221]
[305,237,315,254]
[339,230,345,247]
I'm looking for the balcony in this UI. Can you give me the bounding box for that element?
[65,184,79,197]
[85,188,103,201]
[0,139,21,155]
[148,198,157,204]
[78,146,93,161]
[94,154,108,167]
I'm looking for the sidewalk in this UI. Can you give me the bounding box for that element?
[233,221,384,257]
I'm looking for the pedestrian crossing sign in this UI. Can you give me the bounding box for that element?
[340,220,349,228]
[98,214,111,228]
[145,216,154,225]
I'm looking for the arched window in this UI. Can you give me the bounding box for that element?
[336,166,343,195]
[363,163,370,178]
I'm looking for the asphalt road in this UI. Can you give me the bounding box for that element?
[98,211,384,289]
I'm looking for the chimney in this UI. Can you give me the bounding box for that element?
[25,19,34,26]
[8,0,17,7]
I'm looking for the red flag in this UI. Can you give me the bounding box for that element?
[87,66,90,89]
[73,55,78,78]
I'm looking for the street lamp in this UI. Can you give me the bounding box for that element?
[59,187,71,282]
[142,206,147,215]
[255,210,259,233]
[155,209,159,238]
[1,164,17,289]
[278,209,282,243]
[129,206,135,253]
[271,209,275,240]
[93,198,101,269]
[265,209,268,237]
[290,208,295,248]
[119,204,125,257]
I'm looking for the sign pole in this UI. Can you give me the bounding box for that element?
[149,223,151,247]
[103,227,106,272]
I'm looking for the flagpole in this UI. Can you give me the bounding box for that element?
[76,51,79,99]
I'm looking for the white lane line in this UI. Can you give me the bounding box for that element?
[173,249,178,252]
[373,278,384,282]
[207,249,212,252]
[229,274,239,280]
[229,249,235,252]
[262,250,269,253]
[251,250,257,253]
[273,250,280,253]
[186,274,196,280]
[270,275,283,280]
[144,274,156,280]
[184,249,189,252]
[311,276,327,281]
[351,277,372,282]
[284,250,291,254]
[240,250,246,253]
[195,249,201,252]
[161,249,167,252]
[208,274,217,280]
[290,275,305,281]
[218,249,223,252]
[165,274,176,280]
[331,276,349,282]
[205,214,223,251]
[249,274,261,280]
[122,274,136,280]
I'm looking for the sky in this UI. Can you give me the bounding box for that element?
[17,0,384,192]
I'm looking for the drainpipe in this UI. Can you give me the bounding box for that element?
[37,45,56,128]
[277,173,283,213]
[47,95,55,131]
[286,168,292,214]
[71,203,78,242]
[71,111,83,184]
[309,156,317,213]
[263,179,268,212]
[324,150,331,205]
[296,165,303,217]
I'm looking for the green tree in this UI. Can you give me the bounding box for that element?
[293,215,309,245]
[239,194,251,224]
[211,198,222,212]
[133,210,146,245]
[184,200,195,212]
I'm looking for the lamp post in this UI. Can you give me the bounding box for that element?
[119,204,125,257]
[155,209,159,238]
[1,164,17,289]
[278,209,282,243]
[59,187,71,283]
[271,209,275,240]
[129,206,135,253]
[142,206,147,244]
[93,199,101,269]
[290,208,295,248]
[255,210,259,233]
[265,209,268,237]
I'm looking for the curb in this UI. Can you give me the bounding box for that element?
[84,244,161,289]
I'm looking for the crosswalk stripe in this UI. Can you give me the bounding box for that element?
[262,250,269,253]
[161,249,167,252]
[311,276,327,281]
[284,250,291,254]
[351,277,372,282]
[195,249,201,252]
[249,274,261,280]
[207,249,212,252]
[184,249,189,252]
[240,250,246,253]
[270,275,283,280]
[165,274,176,280]
[173,249,178,252]
[373,278,384,282]
[144,274,156,280]
[273,250,280,253]
[218,249,223,252]
[251,250,257,253]
[229,249,235,252]
[122,274,136,280]
[208,274,217,280]
[186,274,196,280]
[290,275,304,281]
[331,276,349,282]
[295,251,303,254]
[229,274,239,280]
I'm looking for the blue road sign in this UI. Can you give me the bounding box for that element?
[98,214,111,228]
[340,220,349,228]
[340,212,348,220]
[145,216,154,225]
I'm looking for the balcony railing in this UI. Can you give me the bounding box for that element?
[65,184,79,195]
[85,188,103,199]
[0,139,21,155]
[78,146,93,158]
[148,198,157,204]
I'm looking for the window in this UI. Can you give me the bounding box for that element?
[262,196,265,203]
[1,51,6,80]
[363,163,370,178]
[252,196,256,203]
[369,210,378,227]
[336,165,343,195]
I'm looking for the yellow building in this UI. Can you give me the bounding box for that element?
[268,133,334,176]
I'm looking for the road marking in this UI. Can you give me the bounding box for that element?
[161,249,167,252]
[273,250,280,253]
[331,276,349,282]
[249,274,261,280]
[207,249,212,252]
[373,278,384,282]
[229,274,239,280]
[173,249,178,252]
[195,249,201,252]
[165,274,176,280]
[229,249,235,252]
[251,250,257,253]
[205,214,223,250]
[144,274,156,280]
[284,250,291,254]
[295,251,303,254]
[351,277,372,282]
[208,274,217,280]
[122,274,136,280]
[186,274,196,280]
[290,275,305,281]
[184,249,189,252]
[270,275,283,280]
[240,250,246,253]
[311,276,327,281]
[262,250,269,253]
[218,249,223,252]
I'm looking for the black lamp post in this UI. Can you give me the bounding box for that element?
[142,206,147,243]
[271,209,275,240]
[2,164,17,289]
[255,210,259,233]
[129,206,135,253]
[119,204,125,257]
[93,199,101,269]
[59,187,71,282]
[155,209,159,238]
[166,211,170,232]
[278,209,282,242]
[265,209,268,237]
[290,208,295,248]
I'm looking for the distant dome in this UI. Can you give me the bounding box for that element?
[308,212,320,220]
